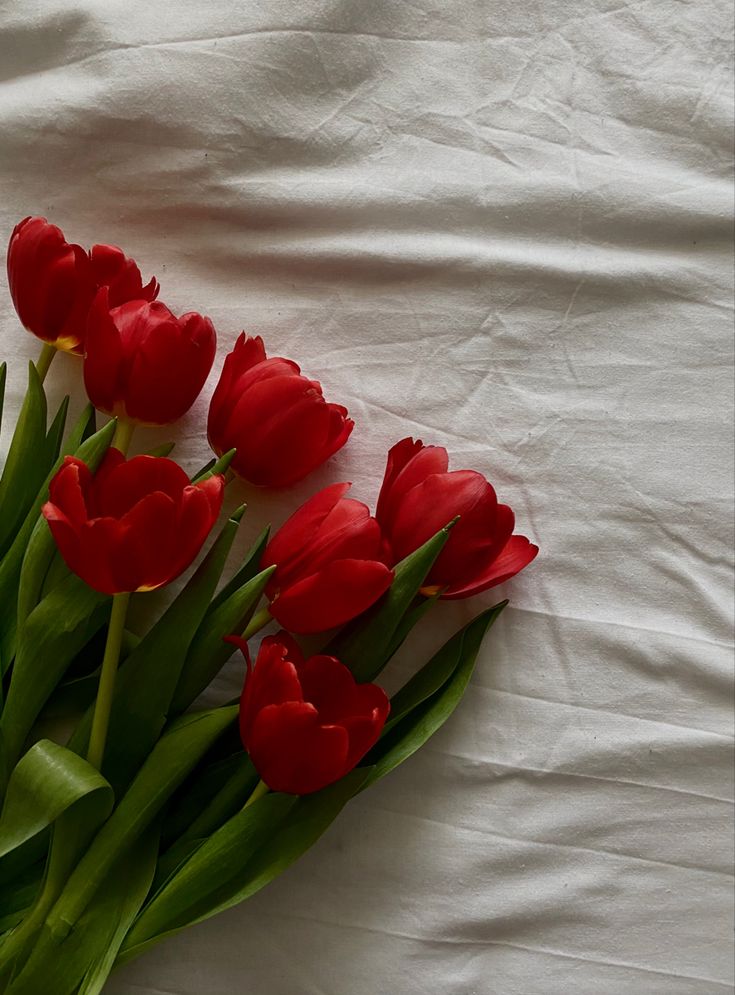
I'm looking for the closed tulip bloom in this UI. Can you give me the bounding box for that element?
[84,289,216,426]
[7,216,157,353]
[261,482,393,633]
[376,438,538,598]
[207,333,354,487]
[42,451,224,594]
[231,633,389,795]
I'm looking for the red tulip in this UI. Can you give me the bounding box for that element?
[6,216,157,353]
[207,333,353,487]
[42,451,224,594]
[84,289,216,426]
[376,438,538,598]
[230,632,389,795]
[261,482,393,633]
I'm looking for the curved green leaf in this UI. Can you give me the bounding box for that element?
[0,740,112,866]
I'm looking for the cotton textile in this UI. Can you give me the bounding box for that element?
[0,2,733,993]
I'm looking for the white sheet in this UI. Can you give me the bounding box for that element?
[1,1,733,993]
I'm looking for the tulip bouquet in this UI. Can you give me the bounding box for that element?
[0,217,537,994]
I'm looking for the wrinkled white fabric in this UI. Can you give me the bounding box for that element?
[0,2,733,993]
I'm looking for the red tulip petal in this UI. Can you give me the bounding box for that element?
[376,438,424,522]
[8,217,95,349]
[208,334,268,446]
[193,473,225,520]
[167,482,222,581]
[376,439,449,527]
[442,535,539,599]
[261,631,305,668]
[388,470,495,562]
[115,490,178,591]
[263,482,351,580]
[84,288,125,414]
[75,517,125,594]
[229,356,301,401]
[248,701,349,795]
[230,333,268,374]
[270,558,393,634]
[93,454,189,518]
[322,404,354,461]
[296,654,359,721]
[48,458,92,525]
[240,640,304,738]
[428,500,514,589]
[125,310,215,425]
[238,402,334,487]
[41,504,88,583]
[342,705,389,768]
[273,499,383,594]
[90,244,159,307]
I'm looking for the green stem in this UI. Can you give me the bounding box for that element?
[241,605,272,640]
[87,592,131,771]
[35,343,56,384]
[111,418,135,456]
[242,779,269,810]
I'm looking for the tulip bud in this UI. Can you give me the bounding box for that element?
[261,482,393,633]
[7,216,157,353]
[376,438,538,598]
[231,632,389,795]
[207,333,353,487]
[42,451,224,594]
[84,290,216,426]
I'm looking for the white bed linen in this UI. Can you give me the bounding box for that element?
[0,2,733,993]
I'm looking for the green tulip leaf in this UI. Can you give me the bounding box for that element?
[67,508,246,795]
[170,564,275,714]
[0,579,109,788]
[195,448,235,482]
[210,526,270,610]
[190,456,215,481]
[326,522,455,681]
[0,363,48,560]
[44,394,70,465]
[62,404,97,457]
[362,603,506,787]
[156,753,258,889]
[384,589,442,661]
[0,362,6,436]
[160,750,254,848]
[143,441,175,458]
[0,740,113,869]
